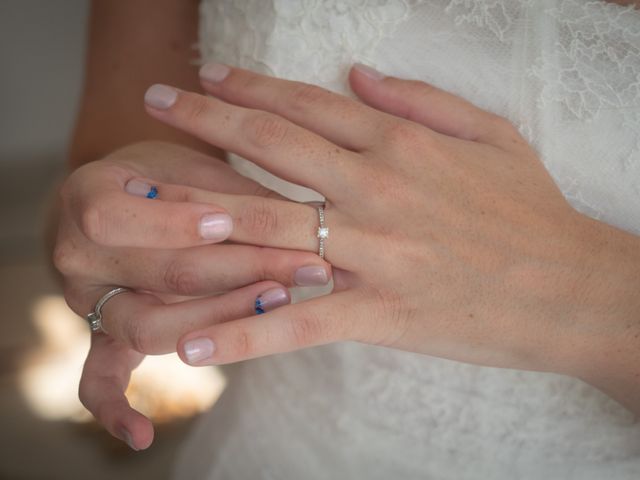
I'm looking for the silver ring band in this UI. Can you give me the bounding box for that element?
[86,287,131,333]
[315,203,329,259]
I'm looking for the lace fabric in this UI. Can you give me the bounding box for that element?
[175,1,640,478]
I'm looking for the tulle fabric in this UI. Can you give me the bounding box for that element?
[173,1,640,478]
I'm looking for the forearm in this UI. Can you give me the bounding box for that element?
[559,215,640,415]
[69,0,221,170]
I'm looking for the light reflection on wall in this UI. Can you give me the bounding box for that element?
[19,295,226,423]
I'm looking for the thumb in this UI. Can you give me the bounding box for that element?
[348,62,518,148]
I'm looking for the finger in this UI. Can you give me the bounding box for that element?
[68,172,233,248]
[128,181,352,266]
[138,181,322,250]
[91,244,332,296]
[197,63,391,151]
[143,84,361,199]
[177,290,370,366]
[79,334,153,450]
[72,281,292,355]
[109,141,283,198]
[348,63,523,149]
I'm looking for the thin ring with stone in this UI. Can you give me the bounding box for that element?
[309,202,329,259]
[86,287,131,333]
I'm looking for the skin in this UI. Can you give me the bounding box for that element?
[146,65,640,411]
[58,0,640,451]
[58,0,331,450]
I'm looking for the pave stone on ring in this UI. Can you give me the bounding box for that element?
[86,287,131,333]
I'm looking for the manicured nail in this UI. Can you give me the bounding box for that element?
[255,287,290,314]
[125,179,158,199]
[184,338,215,364]
[199,213,233,241]
[121,429,138,451]
[144,84,178,109]
[353,62,386,81]
[294,265,329,286]
[199,63,231,83]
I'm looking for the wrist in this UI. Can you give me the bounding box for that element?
[555,213,640,412]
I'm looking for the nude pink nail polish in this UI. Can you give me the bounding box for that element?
[353,62,386,81]
[294,266,329,286]
[144,84,178,109]
[199,63,231,83]
[199,213,233,241]
[255,287,290,314]
[184,338,215,364]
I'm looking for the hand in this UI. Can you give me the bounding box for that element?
[54,141,331,448]
[142,64,639,383]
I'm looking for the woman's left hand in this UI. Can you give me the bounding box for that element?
[144,64,640,387]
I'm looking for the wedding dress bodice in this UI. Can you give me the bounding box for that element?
[174,1,640,478]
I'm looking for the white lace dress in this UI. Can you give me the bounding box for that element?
[173,1,640,478]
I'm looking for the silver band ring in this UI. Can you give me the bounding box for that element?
[313,202,329,259]
[86,287,131,333]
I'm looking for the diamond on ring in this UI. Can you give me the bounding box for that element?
[86,287,131,333]
[318,227,329,239]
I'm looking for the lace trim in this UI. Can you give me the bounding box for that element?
[199,0,412,86]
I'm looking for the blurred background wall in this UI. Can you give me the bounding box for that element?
[0,0,87,262]
[0,2,219,478]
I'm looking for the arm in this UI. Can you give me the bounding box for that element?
[69,0,221,169]
[47,0,215,273]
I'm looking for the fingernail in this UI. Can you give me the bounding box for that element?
[199,213,233,241]
[184,338,215,364]
[144,84,178,109]
[121,429,138,451]
[199,63,231,83]
[255,287,290,314]
[125,179,158,199]
[294,265,329,286]
[353,62,386,81]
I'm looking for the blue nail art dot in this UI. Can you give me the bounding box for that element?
[146,186,158,199]
[255,297,265,315]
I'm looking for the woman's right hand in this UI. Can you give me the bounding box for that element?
[53,140,331,449]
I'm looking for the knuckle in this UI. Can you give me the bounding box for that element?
[58,176,74,202]
[77,379,90,408]
[289,83,327,112]
[244,112,289,148]
[493,114,521,138]
[52,243,76,275]
[61,284,85,317]
[182,95,210,125]
[412,79,437,97]
[80,201,110,245]
[125,313,153,354]
[250,182,277,199]
[350,164,403,206]
[383,121,427,149]
[229,326,253,359]
[238,198,280,238]
[254,247,289,282]
[162,258,202,296]
[290,311,325,347]
[368,287,411,346]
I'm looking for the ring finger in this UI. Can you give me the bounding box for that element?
[126,178,354,266]
[95,244,332,296]
[68,281,292,355]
